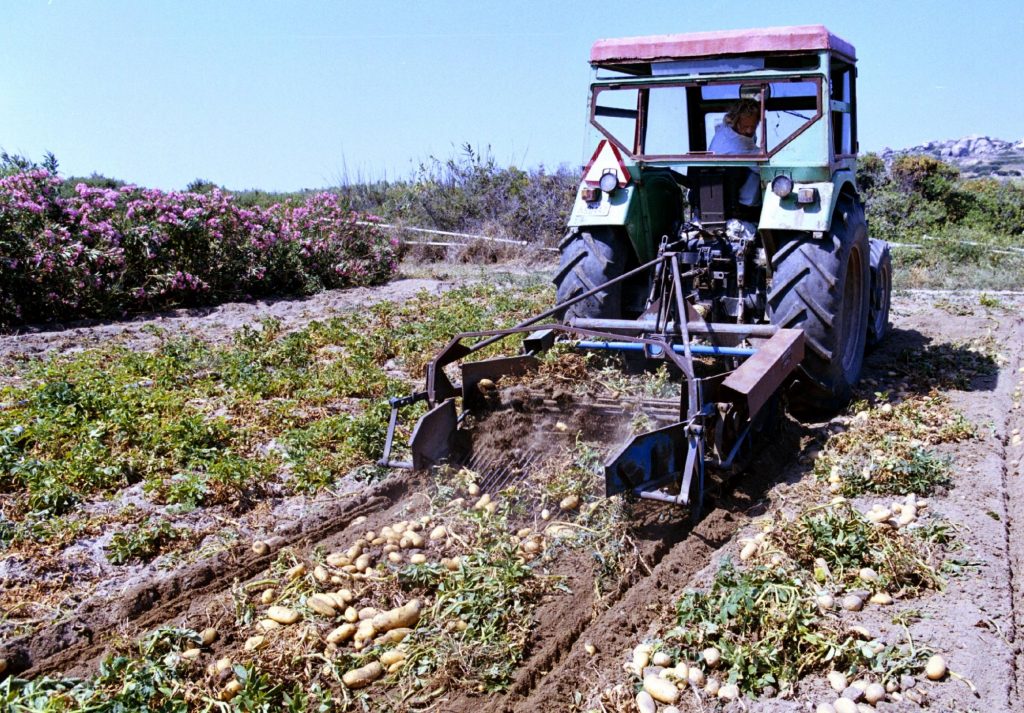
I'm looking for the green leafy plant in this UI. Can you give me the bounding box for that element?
[107,520,188,565]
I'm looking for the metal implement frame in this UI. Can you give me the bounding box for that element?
[379,250,804,514]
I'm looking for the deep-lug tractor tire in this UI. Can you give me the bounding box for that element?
[767,196,871,417]
[867,238,893,347]
[554,227,627,320]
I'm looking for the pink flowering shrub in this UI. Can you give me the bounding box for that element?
[0,170,398,326]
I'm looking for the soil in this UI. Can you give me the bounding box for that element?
[1,280,1022,713]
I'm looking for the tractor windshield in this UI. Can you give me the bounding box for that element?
[591,77,822,160]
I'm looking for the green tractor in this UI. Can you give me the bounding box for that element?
[556,24,891,413]
[382,26,893,513]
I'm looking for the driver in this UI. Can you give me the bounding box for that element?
[709,99,762,209]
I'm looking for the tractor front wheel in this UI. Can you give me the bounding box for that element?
[767,195,871,417]
[868,238,893,347]
[554,227,627,320]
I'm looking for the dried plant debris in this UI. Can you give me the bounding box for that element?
[815,392,975,497]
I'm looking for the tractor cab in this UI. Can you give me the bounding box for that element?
[573,25,859,261]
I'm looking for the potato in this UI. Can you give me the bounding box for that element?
[388,551,404,564]
[220,679,242,701]
[473,493,491,510]
[313,565,329,583]
[827,671,848,692]
[717,683,740,701]
[704,678,720,696]
[243,635,267,652]
[468,483,481,496]
[702,646,721,668]
[429,525,447,540]
[380,648,406,666]
[354,554,372,572]
[687,666,705,687]
[326,552,349,568]
[181,647,202,660]
[342,661,384,689]
[344,606,359,623]
[651,651,672,667]
[635,691,656,713]
[740,541,759,561]
[215,657,232,673]
[869,592,893,605]
[353,619,377,649]
[410,553,427,565]
[841,594,864,611]
[375,627,412,646]
[858,567,879,582]
[370,599,422,634]
[267,606,300,625]
[833,698,857,713]
[643,674,680,704]
[285,563,306,581]
[260,588,276,605]
[630,646,651,675]
[326,623,357,644]
[540,508,551,521]
[251,540,270,556]
[200,627,218,646]
[864,683,885,705]
[559,494,580,511]
[256,619,280,633]
[925,654,946,680]
[307,594,337,617]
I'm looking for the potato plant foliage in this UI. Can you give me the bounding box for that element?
[0,282,552,553]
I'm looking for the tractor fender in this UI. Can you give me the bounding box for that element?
[567,169,681,265]
[757,172,858,233]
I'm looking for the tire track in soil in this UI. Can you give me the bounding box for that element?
[488,422,809,713]
[9,472,428,679]
[999,313,1024,705]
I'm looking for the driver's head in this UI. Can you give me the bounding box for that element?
[724,99,760,138]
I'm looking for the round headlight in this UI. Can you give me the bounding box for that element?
[771,175,794,198]
[599,171,619,193]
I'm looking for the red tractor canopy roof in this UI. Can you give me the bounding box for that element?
[590,24,856,65]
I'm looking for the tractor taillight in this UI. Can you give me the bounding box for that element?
[797,187,819,204]
[599,171,619,193]
[581,186,601,202]
[771,175,793,198]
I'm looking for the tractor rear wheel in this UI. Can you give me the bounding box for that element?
[554,227,627,320]
[767,195,870,417]
[867,238,892,347]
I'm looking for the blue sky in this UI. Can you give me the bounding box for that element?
[3,0,1022,191]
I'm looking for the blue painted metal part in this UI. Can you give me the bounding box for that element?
[575,340,756,357]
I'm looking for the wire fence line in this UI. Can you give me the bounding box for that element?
[888,234,1024,256]
[362,220,1023,258]
[357,221,560,252]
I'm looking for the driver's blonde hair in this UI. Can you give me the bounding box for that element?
[723,99,760,128]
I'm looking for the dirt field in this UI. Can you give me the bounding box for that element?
[1,273,1022,713]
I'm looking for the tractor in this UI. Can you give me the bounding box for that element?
[381,25,892,514]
